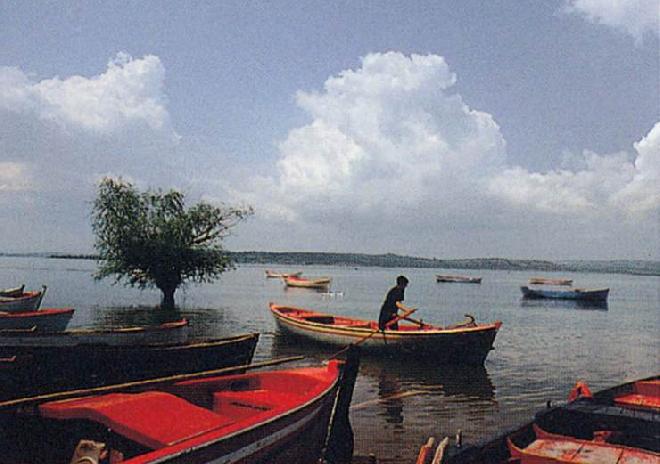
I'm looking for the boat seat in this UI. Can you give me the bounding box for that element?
[40,391,234,449]
[213,389,303,417]
[615,380,660,409]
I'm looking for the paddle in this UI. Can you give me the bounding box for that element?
[353,308,418,346]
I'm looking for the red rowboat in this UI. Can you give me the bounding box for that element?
[0,359,349,464]
[0,307,73,332]
[508,424,659,463]
[283,275,332,289]
[0,285,47,312]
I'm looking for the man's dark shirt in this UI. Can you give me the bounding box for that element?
[378,285,404,330]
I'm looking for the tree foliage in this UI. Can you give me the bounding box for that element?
[91,177,253,309]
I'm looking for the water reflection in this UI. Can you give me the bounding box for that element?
[520,298,608,311]
[359,356,496,402]
[89,305,232,340]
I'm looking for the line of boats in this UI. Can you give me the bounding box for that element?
[415,376,660,463]
[0,273,642,463]
[267,270,610,302]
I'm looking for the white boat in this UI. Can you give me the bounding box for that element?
[0,319,191,347]
[0,285,46,312]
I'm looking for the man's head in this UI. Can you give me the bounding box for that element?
[396,275,409,287]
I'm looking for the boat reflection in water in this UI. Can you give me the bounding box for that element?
[520,298,608,311]
[271,334,497,464]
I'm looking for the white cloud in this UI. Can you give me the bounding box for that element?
[564,0,660,43]
[0,162,31,193]
[489,124,660,216]
[233,51,659,258]
[0,53,182,251]
[611,121,660,212]
[0,52,171,133]
[245,52,507,223]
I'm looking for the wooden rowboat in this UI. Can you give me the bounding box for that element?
[0,307,74,332]
[0,332,259,401]
[521,286,609,301]
[436,275,482,284]
[265,270,303,278]
[270,303,502,365]
[528,277,573,286]
[283,275,332,289]
[0,354,353,464]
[431,375,660,463]
[0,285,46,313]
[0,319,190,347]
[0,285,25,298]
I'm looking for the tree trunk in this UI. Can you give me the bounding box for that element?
[160,287,176,310]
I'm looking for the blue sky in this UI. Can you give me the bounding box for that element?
[1,0,658,259]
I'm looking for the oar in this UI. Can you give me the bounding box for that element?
[353,308,418,346]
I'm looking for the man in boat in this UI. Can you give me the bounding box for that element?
[378,275,412,331]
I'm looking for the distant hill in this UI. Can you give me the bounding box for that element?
[1,251,658,276]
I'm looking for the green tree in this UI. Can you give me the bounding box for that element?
[91,177,253,309]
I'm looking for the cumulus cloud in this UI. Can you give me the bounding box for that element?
[243,52,658,224]
[233,51,659,257]
[244,52,507,224]
[0,53,182,251]
[563,0,660,43]
[489,123,660,216]
[0,52,171,133]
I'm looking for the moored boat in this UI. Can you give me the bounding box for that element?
[0,355,351,464]
[0,307,74,332]
[436,275,482,284]
[0,285,25,298]
[0,332,259,401]
[265,270,303,278]
[283,275,332,289]
[431,374,660,463]
[0,318,190,347]
[270,303,502,365]
[0,285,47,312]
[521,286,609,301]
[528,277,573,286]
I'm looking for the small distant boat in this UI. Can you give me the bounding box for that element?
[284,275,332,289]
[0,307,73,332]
[436,275,482,284]
[270,303,502,365]
[0,285,25,298]
[265,269,303,278]
[528,277,573,286]
[0,356,349,464]
[429,375,660,463]
[0,319,190,348]
[0,285,46,313]
[521,286,609,301]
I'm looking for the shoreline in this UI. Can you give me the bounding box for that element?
[1,252,658,276]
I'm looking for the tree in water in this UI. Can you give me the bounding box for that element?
[91,177,253,310]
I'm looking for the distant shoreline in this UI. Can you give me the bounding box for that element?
[1,251,658,276]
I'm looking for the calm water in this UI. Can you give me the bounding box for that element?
[1,257,658,463]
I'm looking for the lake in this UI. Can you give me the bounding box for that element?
[1,257,658,463]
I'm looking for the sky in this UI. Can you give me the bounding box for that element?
[0,0,658,260]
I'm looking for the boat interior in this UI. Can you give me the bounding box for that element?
[0,364,339,463]
[445,378,660,464]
